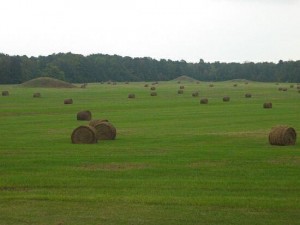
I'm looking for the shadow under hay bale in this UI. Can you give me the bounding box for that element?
[64,99,73,104]
[2,91,9,96]
[128,94,135,99]
[90,121,116,140]
[223,96,230,102]
[77,110,92,121]
[200,98,208,104]
[180,85,184,89]
[178,89,183,94]
[263,102,272,109]
[150,92,157,96]
[269,126,297,146]
[192,92,199,97]
[245,93,252,98]
[71,125,97,144]
[33,93,41,98]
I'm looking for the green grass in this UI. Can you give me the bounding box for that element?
[0,81,299,225]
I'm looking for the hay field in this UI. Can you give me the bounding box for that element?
[0,81,299,225]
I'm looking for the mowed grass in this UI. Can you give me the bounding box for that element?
[0,81,299,225]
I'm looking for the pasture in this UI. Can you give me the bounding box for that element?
[0,80,299,225]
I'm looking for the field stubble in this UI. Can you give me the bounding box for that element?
[0,81,299,225]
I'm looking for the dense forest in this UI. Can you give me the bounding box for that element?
[0,52,299,84]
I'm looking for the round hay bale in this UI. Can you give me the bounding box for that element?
[263,102,272,109]
[200,98,208,104]
[33,93,41,98]
[192,92,199,97]
[223,96,230,102]
[282,87,287,91]
[269,126,297,146]
[290,84,294,88]
[209,84,214,87]
[89,119,109,127]
[297,86,300,90]
[80,83,87,88]
[77,110,92,121]
[71,125,97,144]
[178,89,183,94]
[177,81,181,84]
[233,84,238,87]
[150,92,157,96]
[64,99,73,104]
[90,121,116,140]
[128,93,135,99]
[2,91,9,96]
[180,85,184,89]
[150,86,156,90]
[144,84,149,87]
[278,87,283,91]
[245,93,252,98]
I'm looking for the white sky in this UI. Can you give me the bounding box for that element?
[0,0,299,63]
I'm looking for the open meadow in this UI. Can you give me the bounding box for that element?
[0,80,299,225]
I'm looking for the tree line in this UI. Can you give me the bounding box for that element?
[0,52,299,84]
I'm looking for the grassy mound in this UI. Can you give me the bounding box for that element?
[173,75,199,82]
[21,77,77,88]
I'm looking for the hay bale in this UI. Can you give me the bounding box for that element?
[209,84,214,87]
[297,86,300,90]
[150,92,157,96]
[128,93,135,99]
[223,96,230,102]
[77,110,92,121]
[282,87,287,91]
[144,84,149,87]
[278,87,283,91]
[290,84,294,88]
[33,93,41,98]
[90,121,116,140]
[180,85,184,89]
[192,92,199,97]
[2,91,9,96]
[233,84,238,87]
[80,83,87,88]
[150,86,156,90]
[64,99,73,104]
[245,93,252,98]
[71,125,97,144]
[263,102,272,109]
[89,119,109,127]
[200,98,208,104]
[178,89,184,94]
[269,126,297,146]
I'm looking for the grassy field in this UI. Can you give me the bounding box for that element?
[0,80,299,225]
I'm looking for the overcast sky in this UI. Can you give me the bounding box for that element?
[1,0,299,63]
